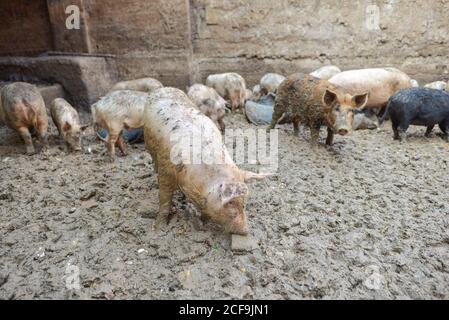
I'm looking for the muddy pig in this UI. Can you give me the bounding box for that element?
[187,84,227,133]
[109,77,163,94]
[91,90,148,160]
[382,87,449,141]
[259,73,286,95]
[50,98,87,151]
[329,68,412,114]
[206,73,247,112]
[144,87,269,235]
[269,74,369,146]
[310,65,341,80]
[0,82,48,154]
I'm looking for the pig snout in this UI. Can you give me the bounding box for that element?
[227,214,249,236]
[334,114,354,136]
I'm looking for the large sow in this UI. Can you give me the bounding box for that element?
[143,87,268,235]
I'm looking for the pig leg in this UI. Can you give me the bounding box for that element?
[36,124,49,152]
[325,127,334,146]
[229,90,238,113]
[268,108,285,130]
[107,133,119,161]
[438,122,449,141]
[217,118,226,134]
[17,127,35,155]
[116,132,127,156]
[293,120,300,137]
[154,175,176,230]
[310,124,321,146]
[425,125,435,138]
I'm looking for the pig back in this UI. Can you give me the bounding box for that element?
[329,68,412,108]
[144,88,239,189]
[0,82,47,127]
[92,90,148,129]
[276,73,334,117]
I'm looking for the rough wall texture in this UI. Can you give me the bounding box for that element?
[0,0,53,55]
[190,0,449,86]
[0,0,448,102]
[0,56,117,108]
[84,0,193,88]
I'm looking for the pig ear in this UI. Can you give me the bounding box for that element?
[242,170,272,182]
[322,89,338,108]
[62,122,71,132]
[353,92,370,110]
[219,182,248,205]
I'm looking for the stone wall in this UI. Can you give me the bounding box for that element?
[0,1,53,55]
[190,0,449,86]
[0,0,448,105]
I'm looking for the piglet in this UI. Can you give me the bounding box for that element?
[187,84,227,133]
[50,98,87,151]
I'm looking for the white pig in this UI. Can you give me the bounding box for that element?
[109,77,163,94]
[309,65,342,80]
[259,73,286,95]
[50,98,87,151]
[91,90,148,160]
[144,87,269,235]
[329,67,413,113]
[206,73,247,112]
[187,84,227,132]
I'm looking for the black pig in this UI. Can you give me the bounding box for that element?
[382,88,449,141]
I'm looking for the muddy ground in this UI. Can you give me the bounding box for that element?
[0,112,448,300]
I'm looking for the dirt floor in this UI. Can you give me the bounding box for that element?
[1,111,448,300]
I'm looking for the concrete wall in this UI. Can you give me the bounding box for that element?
[0,1,53,55]
[190,0,449,86]
[0,0,448,104]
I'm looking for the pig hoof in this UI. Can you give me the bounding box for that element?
[26,147,36,155]
[153,215,169,231]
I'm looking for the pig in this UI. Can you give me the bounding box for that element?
[143,87,269,235]
[329,68,412,114]
[309,65,342,80]
[187,84,227,133]
[245,89,254,101]
[252,84,262,101]
[381,88,449,141]
[259,73,286,95]
[0,82,48,154]
[91,90,148,160]
[206,73,247,112]
[424,81,447,91]
[269,73,369,146]
[50,98,87,151]
[109,77,163,94]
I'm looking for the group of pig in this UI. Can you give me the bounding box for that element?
[1,65,449,236]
